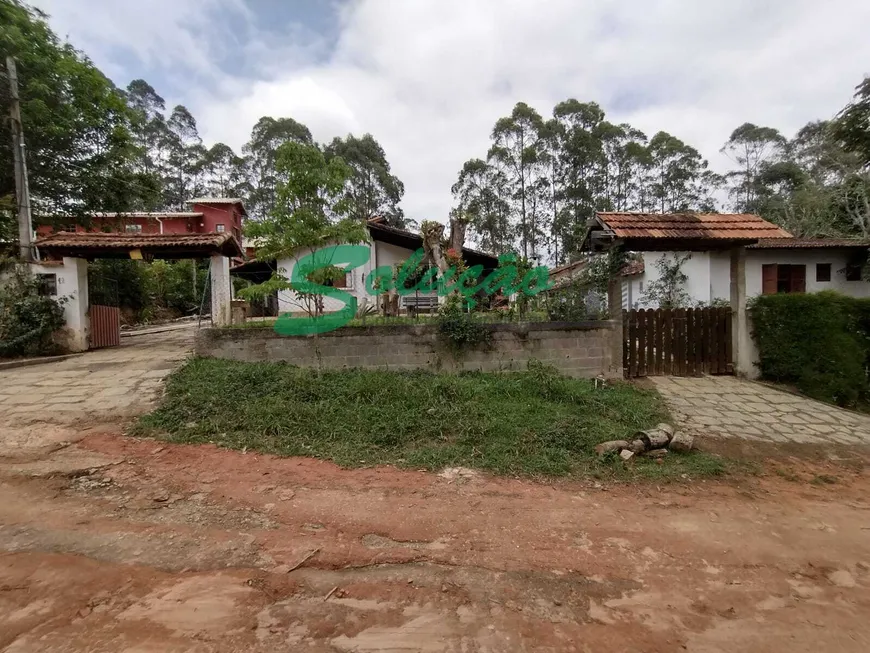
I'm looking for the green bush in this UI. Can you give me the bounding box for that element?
[749,291,870,406]
[436,295,492,351]
[546,283,602,321]
[0,265,66,357]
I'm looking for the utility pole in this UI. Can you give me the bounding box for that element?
[6,56,33,262]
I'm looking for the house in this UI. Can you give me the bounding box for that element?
[36,198,247,247]
[232,218,499,315]
[583,212,870,307]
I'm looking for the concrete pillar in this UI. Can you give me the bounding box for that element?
[210,255,232,327]
[30,257,89,352]
[607,276,624,378]
[730,246,758,378]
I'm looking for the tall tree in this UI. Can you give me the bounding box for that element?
[203,143,246,198]
[832,77,870,169]
[488,102,544,259]
[721,123,786,212]
[451,158,512,254]
[241,142,368,316]
[163,105,203,208]
[242,116,313,220]
[1,0,152,230]
[325,134,406,227]
[647,132,712,212]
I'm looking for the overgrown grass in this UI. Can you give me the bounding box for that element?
[134,358,728,481]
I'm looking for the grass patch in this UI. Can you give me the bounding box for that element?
[134,358,728,481]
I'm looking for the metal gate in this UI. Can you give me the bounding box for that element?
[89,304,121,348]
[624,307,732,378]
[87,264,121,349]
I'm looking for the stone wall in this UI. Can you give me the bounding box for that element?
[195,321,617,378]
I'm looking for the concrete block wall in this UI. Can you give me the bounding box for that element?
[196,322,617,378]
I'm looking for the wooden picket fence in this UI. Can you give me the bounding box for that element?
[623,307,732,378]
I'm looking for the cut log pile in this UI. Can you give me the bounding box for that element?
[595,423,693,461]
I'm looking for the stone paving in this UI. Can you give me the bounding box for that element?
[651,375,870,445]
[0,327,194,427]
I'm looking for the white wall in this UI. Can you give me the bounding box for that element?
[277,243,370,314]
[276,240,431,315]
[29,257,89,352]
[637,251,715,308]
[745,249,870,299]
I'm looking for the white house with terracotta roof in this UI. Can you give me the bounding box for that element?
[582,212,870,308]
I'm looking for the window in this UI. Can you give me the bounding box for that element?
[125,223,142,233]
[216,224,225,233]
[846,265,862,281]
[332,273,348,288]
[762,264,806,294]
[37,273,57,296]
[816,263,831,282]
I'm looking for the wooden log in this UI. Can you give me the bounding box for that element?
[669,431,695,453]
[655,423,675,438]
[628,439,647,454]
[639,428,671,450]
[595,440,630,456]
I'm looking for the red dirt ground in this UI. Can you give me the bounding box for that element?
[1,429,869,652]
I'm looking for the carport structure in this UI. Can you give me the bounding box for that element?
[32,232,243,351]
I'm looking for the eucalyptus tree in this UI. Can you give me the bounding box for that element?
[720,123,786,212]
[451,158,512,254]
[487,102,545,259]
[325,134,406,227]
[242,116,313,219]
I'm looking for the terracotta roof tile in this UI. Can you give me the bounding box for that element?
[620,259,645,276]
[748,238,870,249]
[34,232,243,258]
[596,212,791,241]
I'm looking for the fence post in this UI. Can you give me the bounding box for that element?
[729,246,758,378]
[607,276,624,378]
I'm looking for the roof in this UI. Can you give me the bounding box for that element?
[620,259,645,276]
[189,197,248,216]
[34,232,244,260]
[748,238,870,249]
[365,220,499,268]
[585,212,792,251]
[89,212,203,219]
[548,257,644,289]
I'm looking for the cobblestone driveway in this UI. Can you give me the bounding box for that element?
[651,375,870,445]
[0,327,194,427]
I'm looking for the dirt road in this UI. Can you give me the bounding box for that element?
[1,429,869,652]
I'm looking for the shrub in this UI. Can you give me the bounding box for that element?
[436,295,492,351]
[546,283,603,321]
[749,291,870,406]
[0,265,67,357]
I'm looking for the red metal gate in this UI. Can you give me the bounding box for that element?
[90,305,121,349]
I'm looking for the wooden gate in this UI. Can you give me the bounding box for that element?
[623,307,732,378]
[89,305,121,349]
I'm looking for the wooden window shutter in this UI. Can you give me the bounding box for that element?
[762,264,777,295]
[790,265,806,293]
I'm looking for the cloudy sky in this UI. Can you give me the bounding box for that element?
[32,0,870,222]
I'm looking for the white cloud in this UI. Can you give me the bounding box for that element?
[30,0,870,224]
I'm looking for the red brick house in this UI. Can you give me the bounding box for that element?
[36,198,247,246]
